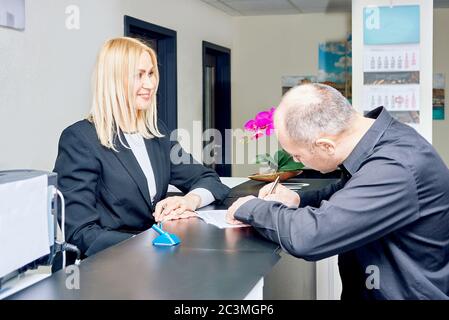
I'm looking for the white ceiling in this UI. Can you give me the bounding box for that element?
[200,0,449,16]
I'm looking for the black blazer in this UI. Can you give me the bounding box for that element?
[54,119,230,257]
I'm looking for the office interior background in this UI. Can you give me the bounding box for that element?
[1,0,448,299]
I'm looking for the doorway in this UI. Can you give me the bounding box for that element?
[124,15,177,133]
[203,41,232,177]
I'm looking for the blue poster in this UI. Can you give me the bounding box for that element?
[317,34,352,100]
[364,5,420,45]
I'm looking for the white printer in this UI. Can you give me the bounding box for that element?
[0,170,59,294]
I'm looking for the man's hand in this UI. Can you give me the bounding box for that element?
[153,193,201,222]
[226,195,256,225]
[258,182,301,207]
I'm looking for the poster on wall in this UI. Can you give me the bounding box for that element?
[318,35,352,101]
[362,5,420,128]
[281,76,317,95]
[0,0,25,30]
[364,5,420,45]
[433,73,445,120]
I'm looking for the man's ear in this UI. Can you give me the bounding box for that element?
[315,138,336,155]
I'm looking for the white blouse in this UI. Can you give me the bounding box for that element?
[124,133,215,208]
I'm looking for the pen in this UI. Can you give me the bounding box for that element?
[267,176,281,195]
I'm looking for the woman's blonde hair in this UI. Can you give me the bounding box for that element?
[88,37,163,150]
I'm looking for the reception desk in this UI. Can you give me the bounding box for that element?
[8,173,340,300]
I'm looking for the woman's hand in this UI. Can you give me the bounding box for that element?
[153,193,201,223]
[258,182,301,207]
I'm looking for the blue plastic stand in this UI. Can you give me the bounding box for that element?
[151,224,181,247]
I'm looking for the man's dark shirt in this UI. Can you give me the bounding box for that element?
[235,107,449,300]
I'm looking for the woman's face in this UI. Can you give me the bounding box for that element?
[134,51,157,110]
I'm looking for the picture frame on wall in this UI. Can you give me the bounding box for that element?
[318,34,352,101]
[433,73,445,120]
[0,0,25,31]
[281,75,317,95]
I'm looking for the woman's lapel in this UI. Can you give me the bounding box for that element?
[144,137,164,204]
[112,131,153,210]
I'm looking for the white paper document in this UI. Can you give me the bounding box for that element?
[196,210,250,229]
[0,175,50,278]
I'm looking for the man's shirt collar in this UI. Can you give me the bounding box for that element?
[341,107,393,176]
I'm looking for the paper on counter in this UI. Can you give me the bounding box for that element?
[196,210,250,229]
[0,175,50,278]
[282,182,310,190]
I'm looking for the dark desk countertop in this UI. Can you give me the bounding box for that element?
[9,174,339,300]
[226,172,340,199]
[9,218,280,300]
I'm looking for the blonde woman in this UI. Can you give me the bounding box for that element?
[54,37,230,258]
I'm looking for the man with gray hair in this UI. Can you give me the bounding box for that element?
[227,83,449,300]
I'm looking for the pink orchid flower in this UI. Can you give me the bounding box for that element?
[244,107,276,139]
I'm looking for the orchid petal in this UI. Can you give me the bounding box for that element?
[255,111,271,120]
[255,118,271,128]
[244,119,257,131]
[265,124,275,136]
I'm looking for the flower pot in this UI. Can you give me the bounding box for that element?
[248,170,303,182]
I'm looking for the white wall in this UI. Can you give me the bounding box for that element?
[433,8,449,167]
[231,13,351,177]
[0,0,233,171]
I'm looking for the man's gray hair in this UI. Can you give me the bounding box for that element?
[280,83,356,144]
